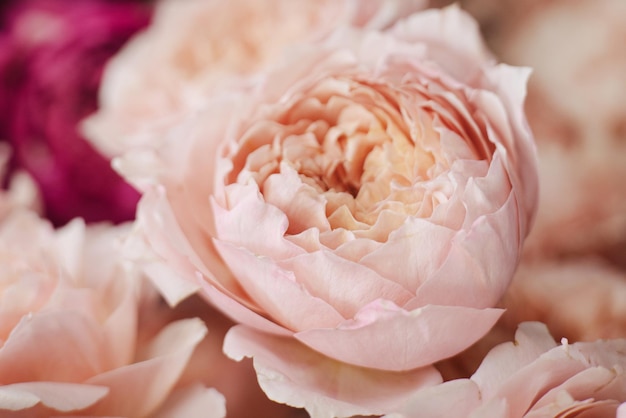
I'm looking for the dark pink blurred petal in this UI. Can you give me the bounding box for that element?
[0,0,150,225]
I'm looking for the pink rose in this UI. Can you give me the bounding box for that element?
[392,322,626,417]
[0,0,149,226]
[0,212,225,417]
[120,6,537,415]
[84,0,428,158]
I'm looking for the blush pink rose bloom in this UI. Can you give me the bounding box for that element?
[0,212,225,417]
[117,6,537,416]
[83,0,428,157]
[391,322,626,418]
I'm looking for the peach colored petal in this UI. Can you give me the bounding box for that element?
[224,325,442,418]
[387,379,481,418]
[395,322,626,417]
[470,322,558,400]
[0,382,108,412]
[391,5,492,83]
[295,301,503,371]
[410,192,519,309]
[213,240,344,331]
[473,65,538,238]
[210,182,306,260]
[196,281,292,337]
[278,250,414,317]
[83,318,207,417]
[151,384,226,418]
[359,219,456,293]
[0,312,109,383]
[132,187,206,305]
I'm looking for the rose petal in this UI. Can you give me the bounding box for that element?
[197,281,291,337]
[151,383,226,418]
[295,300,503,371]
[0,311,109,383]
[359,219,456,294]
[0,382,108,412]
[224,325,442,418]
[388,379,481,418]
[213,240,344,330]
[409,191,519,309]
[83,318,207,417]
[279,250,414,317]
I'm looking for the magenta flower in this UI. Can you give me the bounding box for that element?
[0,0,150,225]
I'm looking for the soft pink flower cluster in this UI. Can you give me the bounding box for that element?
[2,0,626,417]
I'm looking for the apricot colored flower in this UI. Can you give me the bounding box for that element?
[0,212,224,417]
[84,0,427,157]
[392,322,626,417]
[116,6,537,416]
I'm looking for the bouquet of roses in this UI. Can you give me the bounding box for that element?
[1,0,625,417]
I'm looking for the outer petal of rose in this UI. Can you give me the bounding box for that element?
[82,318,207,417]
[211,182,306,259]
[359,219,456,294]
[140,180,262,309]
[151,384,226,418]
[295,300,502,371]
[390,5,492,83]
[408,192,518,310]
[347,0,426,30]
[386,379,481,418]
[45,224,139,370]
[528,367,625,416]
[618,403,626,418]
[224,325,442,418]
[476,65,538,237]
[0,311,108,383]
[42,281,138,371]
[213,239,345,330]
[471,322,557,400]
[0,382,108,412]
[197,281,292,337]
[134,188,202,305]
[473,347,591,416]
[278,250,414,318]
[98,273,139,369]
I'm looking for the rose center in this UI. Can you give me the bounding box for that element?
[226,76,480,240]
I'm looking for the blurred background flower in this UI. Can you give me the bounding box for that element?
[0,0,150,226]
